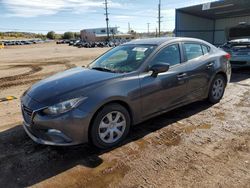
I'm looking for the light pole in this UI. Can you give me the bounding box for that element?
[147,23,150,36]
[104,0,109,41]
[158,0,162,37]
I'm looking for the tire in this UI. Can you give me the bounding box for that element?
[208,74,226,104]
[90,104,131,149]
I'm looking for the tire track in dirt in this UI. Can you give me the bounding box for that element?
[0,60,76,89]
[0,65,42,82]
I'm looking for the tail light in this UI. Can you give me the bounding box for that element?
[224,53,231,60]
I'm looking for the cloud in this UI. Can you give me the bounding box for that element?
[2,0,64,17]
[39,21,72,24]
[2,0,122,17]
[112,15,134,20]
[162,9,175,20]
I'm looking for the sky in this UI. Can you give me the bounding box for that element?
[0,0,217,34]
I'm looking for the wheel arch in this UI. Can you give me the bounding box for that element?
[216,71,228,84]
[206,71,228,99]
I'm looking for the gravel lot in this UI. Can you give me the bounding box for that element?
[0,43,249,188]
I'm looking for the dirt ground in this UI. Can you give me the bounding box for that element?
[0,43,249,188]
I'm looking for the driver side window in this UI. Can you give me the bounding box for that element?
[151,44,181,67]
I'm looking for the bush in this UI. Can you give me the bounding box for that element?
[47,31,56,39]
[63,32,74,39]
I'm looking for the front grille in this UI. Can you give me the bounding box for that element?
[23,105,33,116]
[22,105,33,124]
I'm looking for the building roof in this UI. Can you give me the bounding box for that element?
[95,33,133,37]
[177,0,250,19]
[80,27,117,32]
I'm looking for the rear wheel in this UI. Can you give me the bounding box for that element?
[208,74,226,104]
[90,104,131,149]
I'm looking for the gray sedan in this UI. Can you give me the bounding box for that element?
[21,37,231,149]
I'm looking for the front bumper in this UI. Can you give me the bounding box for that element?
[23,122,76,146]
[21,95,92,146]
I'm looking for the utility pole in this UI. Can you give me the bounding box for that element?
[147,23,150,36]
[158,0,162,37]
[128,22,131,33]
[104,0,109,41]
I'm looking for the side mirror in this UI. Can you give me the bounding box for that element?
[149,63,170,77]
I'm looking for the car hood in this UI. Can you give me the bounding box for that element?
[229,38,250,43]
[226,24,250,41]
[27,67,121,104]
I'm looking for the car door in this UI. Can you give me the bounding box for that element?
[139,43,189,118]
[182,43,215,100]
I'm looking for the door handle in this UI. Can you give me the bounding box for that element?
[177,73,187,80]
[207,62,214,69]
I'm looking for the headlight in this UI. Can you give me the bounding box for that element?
[43,97,87,115]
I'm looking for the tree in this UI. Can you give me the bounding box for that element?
[74,32,80,39]
[46,31,56,39]
[62,32,74,39]
[35,33,46,39]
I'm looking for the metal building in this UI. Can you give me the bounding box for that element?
[175,0,250,46]
[80,27,135,42]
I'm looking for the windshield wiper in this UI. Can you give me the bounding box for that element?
[91,67,116,73]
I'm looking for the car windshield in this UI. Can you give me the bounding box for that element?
[88,44,156,73]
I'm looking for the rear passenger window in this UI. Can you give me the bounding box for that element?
[202,45,210,54]
[184,43,203,61]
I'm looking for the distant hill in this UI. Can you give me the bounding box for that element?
[0,32,46,40]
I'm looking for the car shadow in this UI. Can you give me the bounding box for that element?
[0,100,212,187]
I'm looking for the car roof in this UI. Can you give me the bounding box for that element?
[124,37,176,45]
[124,37,209,46]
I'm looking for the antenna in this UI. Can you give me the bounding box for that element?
[104,0,109,41]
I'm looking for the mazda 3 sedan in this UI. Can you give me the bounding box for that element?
[21,37,231,149]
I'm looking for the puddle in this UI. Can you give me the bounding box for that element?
[83,160,130,188]
[46,159,130,188]
[183,124,212,134]
[215,112,225,121]
[236,91,250,107]
[122,138,148,160]
[151,130,181,146]
[135,139,148,150]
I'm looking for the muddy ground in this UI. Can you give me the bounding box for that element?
[0,43,249,188]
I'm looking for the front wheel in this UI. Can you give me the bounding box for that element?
[90,104,131,149]
[208,74,226,104]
